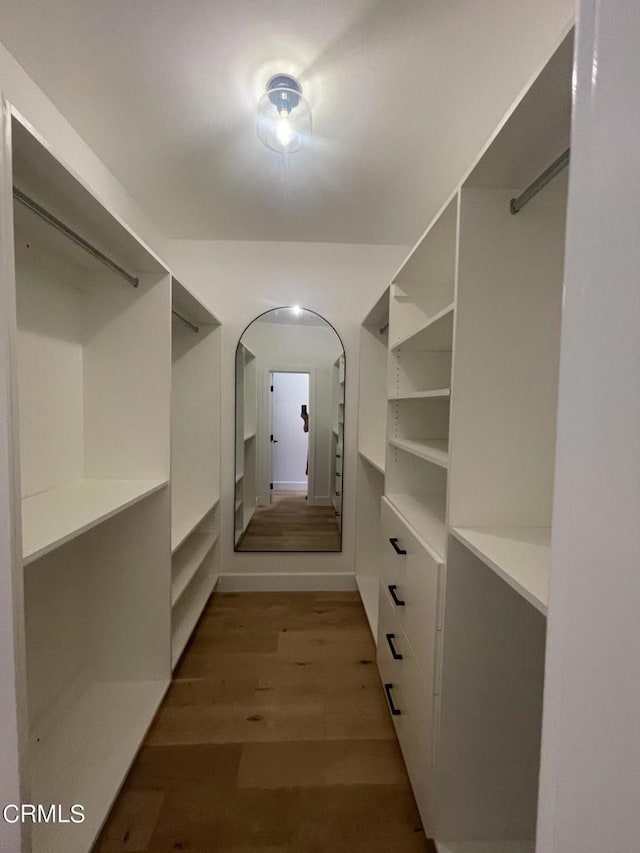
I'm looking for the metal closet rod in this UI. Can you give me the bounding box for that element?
[13,186,139,288]
[172,310,199,334]
[510,148,570,214]
[379,322,389,335]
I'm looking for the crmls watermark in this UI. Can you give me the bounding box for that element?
[2,804,85,824]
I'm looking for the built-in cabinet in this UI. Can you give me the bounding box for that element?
[0,104,223,853]
[235,341,257,545]
[355,29,573,852]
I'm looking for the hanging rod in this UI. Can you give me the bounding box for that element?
[379,322,389,335]
[172,309,199,333]
[13,186,139,288]
[510,148,570,215]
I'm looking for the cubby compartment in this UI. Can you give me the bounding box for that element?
[171,502,219,668]
[25,489,170,853]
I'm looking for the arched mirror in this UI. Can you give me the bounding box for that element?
[234,307,345,551]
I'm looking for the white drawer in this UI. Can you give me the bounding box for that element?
[380,497,443,671]
[377,583,434,830]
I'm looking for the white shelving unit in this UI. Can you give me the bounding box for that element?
[355,289,390,638]
[330,353,346,530]
[354,28,574,852]
[6,109,174,853]
[234,341,257,545]
[170,277,221,668]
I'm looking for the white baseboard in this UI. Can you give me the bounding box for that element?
[217,572,357,592]
[273,481,307,491]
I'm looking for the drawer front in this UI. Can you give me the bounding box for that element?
[380,497,443,673]
[377,584,434,830]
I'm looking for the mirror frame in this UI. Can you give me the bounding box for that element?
[233,307,346,553]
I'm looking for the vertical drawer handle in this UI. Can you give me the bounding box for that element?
[384,683,402,716]
[388,584,405,607]
[386,633,403,660]
[389,537,407,555]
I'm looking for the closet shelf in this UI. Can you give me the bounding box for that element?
[244,430,256,441]
[172,573,213,667]
[386,493,446,562]
[30,678,167,853]
[358,448,385,476]
[172,531,218,607]
[171,496,220,554]
[451,526,550,614]
[388,437,449,469]
[391,302,454,352]
[235,472,244,483]
[22,478,168,565]
[389,389,451,401]
[235,499,243,512]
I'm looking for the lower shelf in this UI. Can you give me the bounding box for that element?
[450,526,550,614]
[171,531,219,607]
[171,495,220,553]
[386,493,446,562]
[30,678,167,853]
[23,478,168,565]
[171,568,217,668]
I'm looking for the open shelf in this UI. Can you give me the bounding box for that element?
[391,303,455,352]
[356,573,379,640]
[386,493,447,561]
[451,526,550,614]
[171,567,214,668]
[22,478,167,565]
[358,448,385,476]
[30,678,167,853]
[235,499,243,512]
[390,389,450,401]
[172,531,219,607]
[244,431,256,441]
[235,472,244,483]
[171,496,220,554]
[388,437,449,469]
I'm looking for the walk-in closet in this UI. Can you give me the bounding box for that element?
[0,2,638,852]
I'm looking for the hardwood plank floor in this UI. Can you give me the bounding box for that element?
[238,492,341,551]
[94,592,434,853]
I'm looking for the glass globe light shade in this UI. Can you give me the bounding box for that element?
[257,76,312,154]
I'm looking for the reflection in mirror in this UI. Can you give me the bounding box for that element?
[235,307,345,552]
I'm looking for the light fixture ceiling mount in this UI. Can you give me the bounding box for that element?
[257,74,311,154]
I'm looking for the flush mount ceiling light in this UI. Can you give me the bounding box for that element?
[257,74,311,154]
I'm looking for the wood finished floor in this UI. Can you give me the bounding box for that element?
[94,591,434,853]
[237,492,341,551]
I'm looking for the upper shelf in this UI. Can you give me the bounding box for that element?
[391,303,454,352]
[451,526,550,614]
[388,437,449,469]
[172,277,220,329]
[23,479,168,565]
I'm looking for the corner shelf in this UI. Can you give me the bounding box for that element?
[386,493,447,562]
[388,437,449,469]
[451,526,550,614]
[22,478,168,565]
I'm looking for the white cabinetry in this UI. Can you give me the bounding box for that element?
[0,105,223,853]
[235,342,257,545]
[355,27,573,852]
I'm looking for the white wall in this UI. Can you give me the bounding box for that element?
[166,239,408,587]
[242,320,343,505]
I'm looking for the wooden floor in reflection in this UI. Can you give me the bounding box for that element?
[238,491,341,552]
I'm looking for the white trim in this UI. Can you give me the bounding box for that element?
[217,572,357,592]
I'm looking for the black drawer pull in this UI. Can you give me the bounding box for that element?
[389,537,407,555]
[388,584,405,607]
[384,683,401,716]
[386,633,403,660]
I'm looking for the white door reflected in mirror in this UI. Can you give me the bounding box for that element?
[235,307,344,552]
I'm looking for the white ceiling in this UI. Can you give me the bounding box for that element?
[0,0,573,244]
